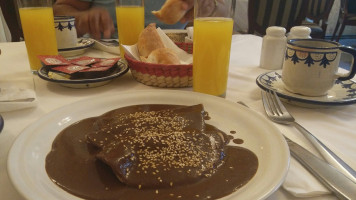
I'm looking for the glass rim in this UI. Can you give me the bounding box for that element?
[115,0,144,6]
[288,39,341,50]
[17,0,53,8]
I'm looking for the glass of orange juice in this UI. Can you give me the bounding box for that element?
[115,0,144,59]
[17,0,58,74]
[193,0,235,97]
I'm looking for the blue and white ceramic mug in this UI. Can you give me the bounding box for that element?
[54,16,77,49]
[282,39,356,96]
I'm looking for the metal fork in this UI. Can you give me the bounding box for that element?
[261,89,356,183]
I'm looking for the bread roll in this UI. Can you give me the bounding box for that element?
[142,48,181,65]
[152,0,187,25]
[137,23,165,57]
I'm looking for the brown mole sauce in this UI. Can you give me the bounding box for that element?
[46,104,258,200]
[233,138,244,144]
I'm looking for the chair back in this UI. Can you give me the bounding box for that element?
[306,0,334,26]
[340,0,356,17]
[347,0,356,14]
[0,0,23,42]
[248,0,307,35]
[302,0,334,38]
[331,0,356,41]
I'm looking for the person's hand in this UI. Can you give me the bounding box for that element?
[75,7,115,40]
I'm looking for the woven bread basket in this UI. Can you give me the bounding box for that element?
[125,37,193,88]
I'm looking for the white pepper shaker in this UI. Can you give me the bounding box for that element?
[260,26,287,70]
[287,26,312,40]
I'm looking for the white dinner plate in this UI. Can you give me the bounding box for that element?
[256,70,356,107]
[58,38,95,57]
[8,90,290,200]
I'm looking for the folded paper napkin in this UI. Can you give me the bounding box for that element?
[284,158,330,197]
[244,100,353,198]
[0,79,37,112]
[123,28,193,64]
[185,26,193,43]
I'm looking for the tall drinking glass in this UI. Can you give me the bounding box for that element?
[116,0,144,58]
[193,0,235,97]
[17,0,58,74]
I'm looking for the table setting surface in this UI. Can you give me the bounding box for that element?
[0,34,355,200]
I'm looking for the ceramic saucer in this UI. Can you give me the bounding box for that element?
[256,70,356,107]
[58,38,95,57]
[92,39,120,55]
[37,60,128,89]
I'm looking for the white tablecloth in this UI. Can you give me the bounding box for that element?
[1,34,355,200]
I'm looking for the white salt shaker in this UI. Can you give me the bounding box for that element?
[260,26,287,70]
[287,26,312,40]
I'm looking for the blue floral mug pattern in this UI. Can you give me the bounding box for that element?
[285,47,338,68]
[54,16,77,49]
[282,39,356,96]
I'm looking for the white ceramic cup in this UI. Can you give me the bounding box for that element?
[282,39,356,96]
[54,16,77,49]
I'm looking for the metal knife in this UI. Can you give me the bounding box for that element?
[236,101,356,199]
[286,136,356,200]
[0,98,35,102]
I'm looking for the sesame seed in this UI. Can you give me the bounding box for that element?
[88,105,226,189]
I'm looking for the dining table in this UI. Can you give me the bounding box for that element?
[0,34,355,200]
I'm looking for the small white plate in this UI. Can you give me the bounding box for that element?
[256,70,356,107]
[92,39,120,55]
[8,90,289,200]
[58,38,95,57]
[37,60,128,88]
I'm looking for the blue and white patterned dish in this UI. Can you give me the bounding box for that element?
[256,70,356,107]
[58,38,95,57]
[38,60,128,89]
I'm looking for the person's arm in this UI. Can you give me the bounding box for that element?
[180,0,194,22]
[180,0,228,23]
[53,0,115,39]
